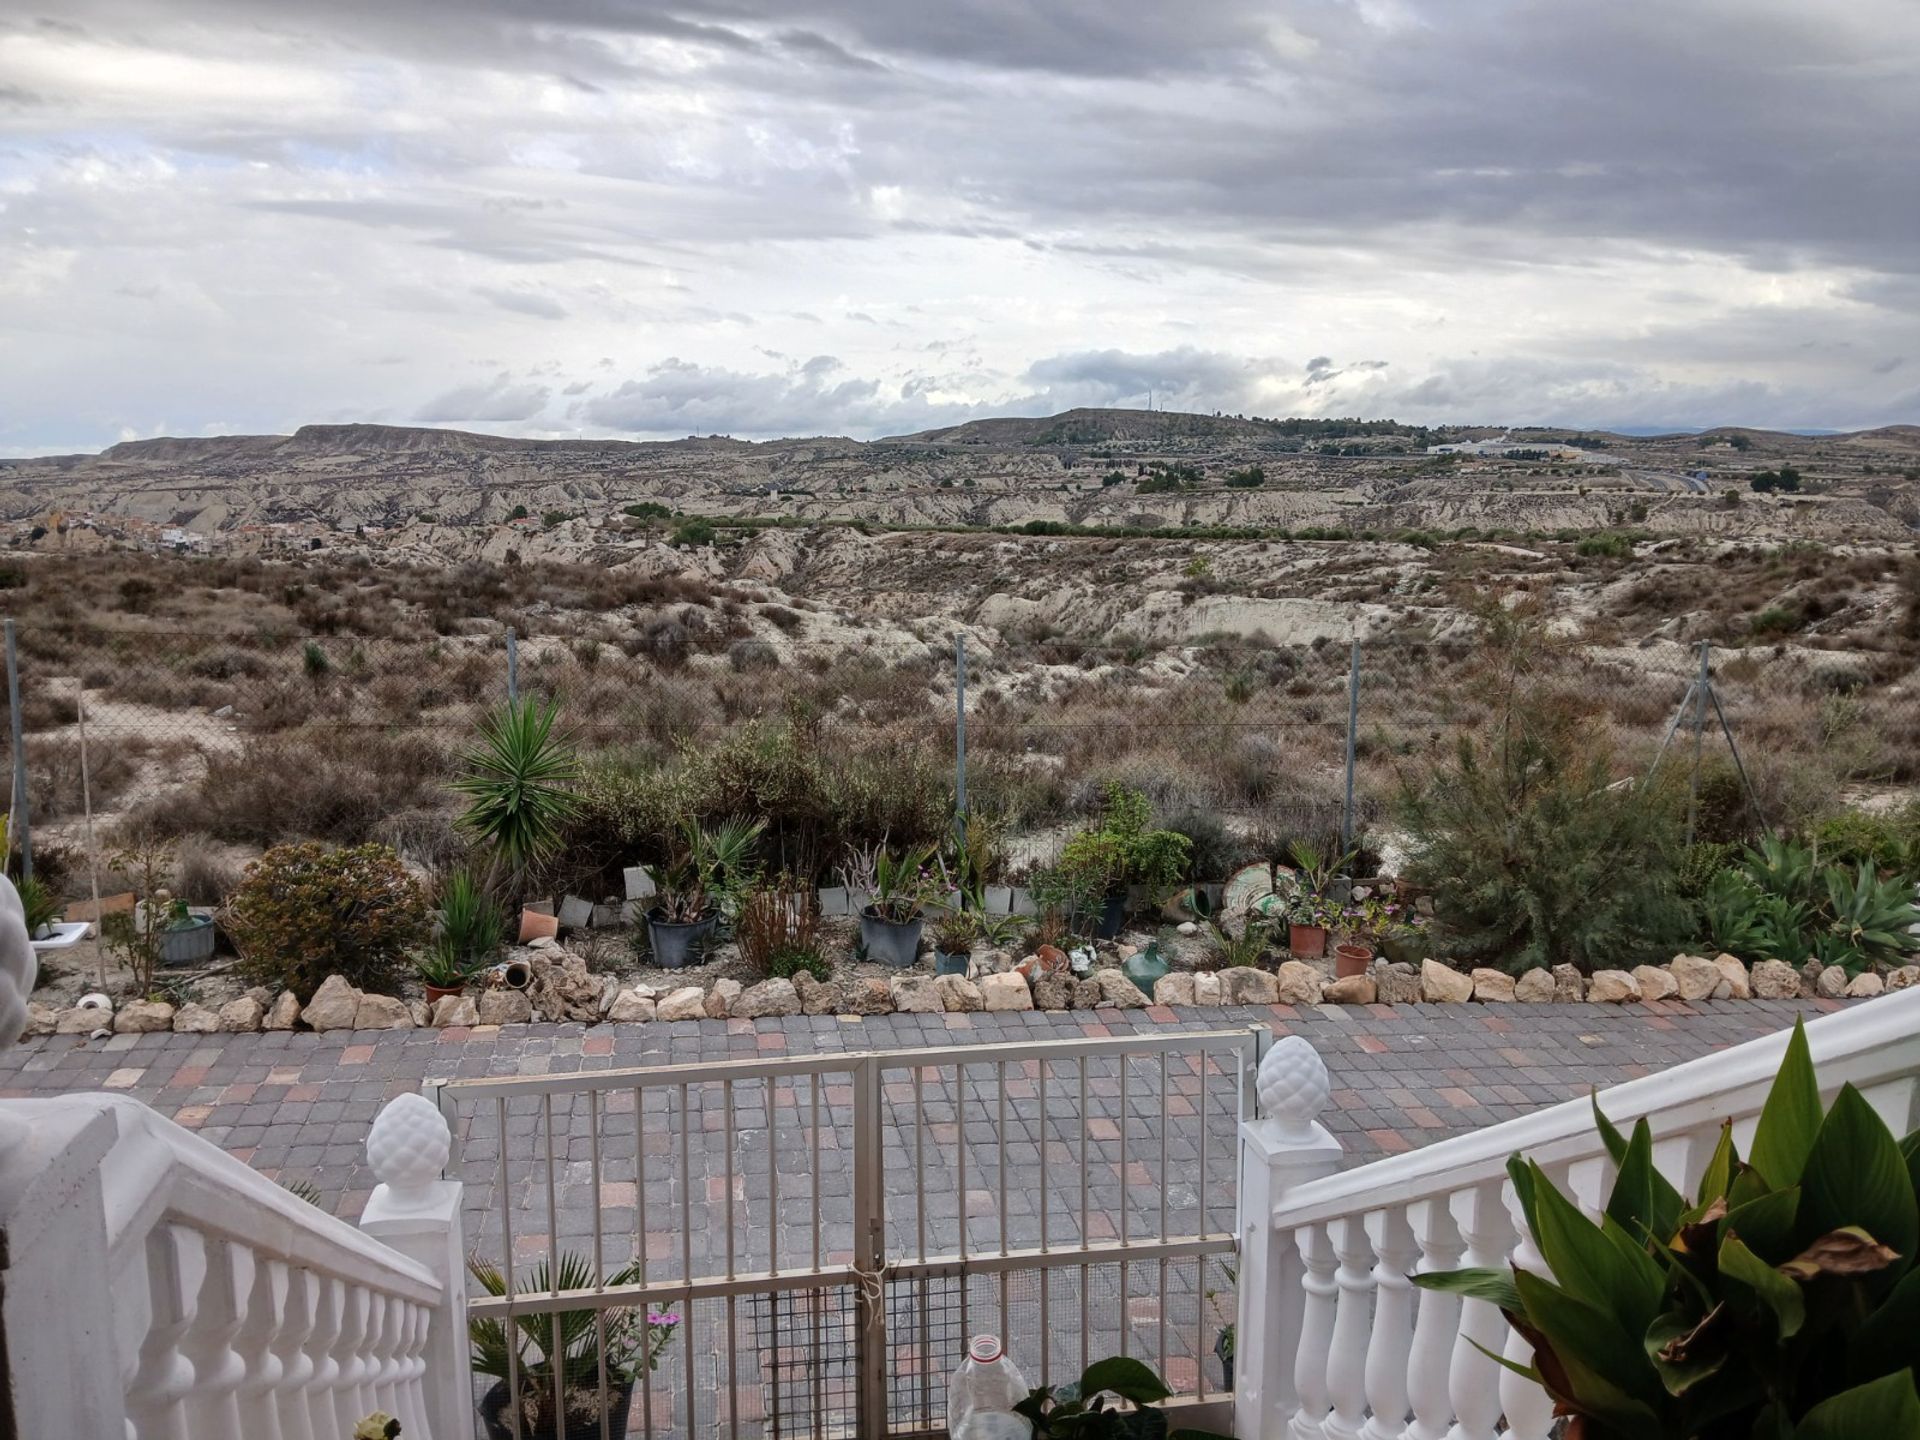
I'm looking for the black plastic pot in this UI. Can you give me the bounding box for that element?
[646,909,716,968]
[1094,892,1126,940]
[933,950,970,977]
[1214,1327,1234,1390]
[480,1378,634,1440]
[860,908,924,967]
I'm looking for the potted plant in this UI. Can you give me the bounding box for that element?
[421,869,504,1001]
[157,895,217,968]
[470,1252,678,1440]
[931,909,978,976]
[844,841,938,967]
[1014,1356,1230,1438]
[1332,894,1396,978]
[645,817,764,968]
[1285,888,1331,959]
[15,875,61,943]
[1056,783,1192,940]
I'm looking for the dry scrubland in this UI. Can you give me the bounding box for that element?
[1,533,1916,921]
[0,409,1916,920]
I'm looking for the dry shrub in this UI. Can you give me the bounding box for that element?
[26,736,139,817]
[172,833,247,905]
[132,727,449,847]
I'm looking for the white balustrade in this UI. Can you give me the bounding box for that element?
[1236,989,1920,1440]
[0,1088,466,1440]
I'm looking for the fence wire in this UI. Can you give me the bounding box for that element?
[1,617,1914,881]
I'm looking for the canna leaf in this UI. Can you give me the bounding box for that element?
[1717,1231,1805,1339]
[1793,1371,1920,1439]
[1749,1021,1820,1190]
[1799,1084,1918,1263]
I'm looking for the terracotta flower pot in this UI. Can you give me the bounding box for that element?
[424,982,465,1005]
[1288,923,1328,958]
[1333,942,1373,979]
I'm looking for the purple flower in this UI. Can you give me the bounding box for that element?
[647,1310,680,1327]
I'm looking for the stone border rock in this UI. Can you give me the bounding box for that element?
[22,946,1908,1039]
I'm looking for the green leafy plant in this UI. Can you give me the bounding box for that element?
[453,697,581,883]
[652,817,765,924]
[1397,689,1690,975]
[223,841,428,997]
[932,908,979,956]
[99,834,177,995]
[14,874,59,937]
[420,869,504,988]
[1029,860,1111,941]
[1698,868,1766,956]
[843,839,942,923]
[1416,1020,1920,1437]
[469,1252,677,1436]
[1058,783,1192,898]
[1013,1356,1229,1439]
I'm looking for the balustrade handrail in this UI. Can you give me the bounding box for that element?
[1270,990,1920,1228]
[45,1093,441,1301]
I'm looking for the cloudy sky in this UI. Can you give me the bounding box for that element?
[3,0,1917,453]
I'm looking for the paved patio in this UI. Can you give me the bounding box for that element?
[3,996,1833,1221]
[4,996,1835,1430]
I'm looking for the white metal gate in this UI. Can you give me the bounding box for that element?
[432,1026,1261,1438]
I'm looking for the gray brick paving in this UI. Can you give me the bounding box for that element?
[0,997,1835,1426]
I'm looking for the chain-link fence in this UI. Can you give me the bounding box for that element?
[2,612,1915,886]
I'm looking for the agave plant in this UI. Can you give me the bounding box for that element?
[1417,1019,1920,1437]
[452,697,580,880]
[1817,860,1920,975]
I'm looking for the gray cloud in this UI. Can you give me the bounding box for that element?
[415,377,552,422]
[1,0,1917,452]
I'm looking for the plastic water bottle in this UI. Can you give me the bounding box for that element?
[948,1334,1034,1439]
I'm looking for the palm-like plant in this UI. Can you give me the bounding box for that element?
[453,698,580,881]
[469,1252,677,1432]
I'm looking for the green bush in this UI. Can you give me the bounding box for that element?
[225,841,428,997]
[1810,808,1920,876]
[1418,1022,1920,1436]
[766,946,831,983]
[1398,696,1689,974]
[1057,782,1191,895]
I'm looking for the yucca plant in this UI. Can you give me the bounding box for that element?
[14,874,59,938]
[421,869,505,988]
[453,698,580,882]
[1416,1019,1920,1437]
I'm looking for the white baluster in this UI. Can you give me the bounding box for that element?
[126,1223,207,1440]
[337,1283,371,1424]
[1443,1182,1514,1440]
[112,1244,158,1440]
[1289,1222,1339,1440]
[1405,1195,1465,1440]
[277,1269,320,1440]
[182,1236,253,1437]
[1499,1180,1556,1440]
[370,1294,401,1418]
[237,1258,292,1440]
[1359,1206,1418,1440]
[1324,1216,1376,1440]
[306,1275,346,1440]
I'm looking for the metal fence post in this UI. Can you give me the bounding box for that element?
[5,620,29,881]
[505,626,519,706]
[852,1054,888,1433]
[1341,634,1360,854]
[1686,639,1710,846]
[953,632,968,848]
